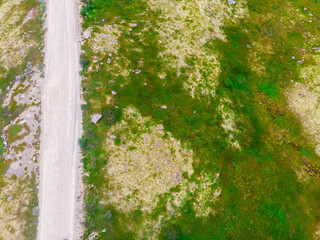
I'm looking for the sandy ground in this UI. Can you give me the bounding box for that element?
[37,0,82,239]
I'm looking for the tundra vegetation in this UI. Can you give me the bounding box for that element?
[80,0,320,239]
[0,0,44,239]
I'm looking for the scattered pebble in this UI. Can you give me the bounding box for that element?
[109,135,117,140]
[7,196,13,202]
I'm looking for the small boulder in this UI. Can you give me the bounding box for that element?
[91,114,102,124]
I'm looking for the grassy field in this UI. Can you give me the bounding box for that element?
[80,0,320,239]
[0,0,44,239]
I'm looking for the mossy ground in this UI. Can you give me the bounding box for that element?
[80,0,320,239]
[0,0,43,239]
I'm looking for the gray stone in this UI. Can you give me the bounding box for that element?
[91,114,102,124]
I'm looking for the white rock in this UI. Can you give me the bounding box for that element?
[91,114,102,124]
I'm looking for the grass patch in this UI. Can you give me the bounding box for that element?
[80,0,320,239]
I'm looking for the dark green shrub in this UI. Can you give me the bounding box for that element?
[102,106,122,127]
[78,137,88,149]
[80,56,89,70]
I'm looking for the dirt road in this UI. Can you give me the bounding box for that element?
[37,0,81,239]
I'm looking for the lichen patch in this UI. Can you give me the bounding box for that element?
[0,177,34,240]
[0,0,35,70]
[102,107,194,213]
[286,55,320,156]
[147,0,248,98]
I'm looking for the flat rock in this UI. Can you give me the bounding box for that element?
[91,114,102,124]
